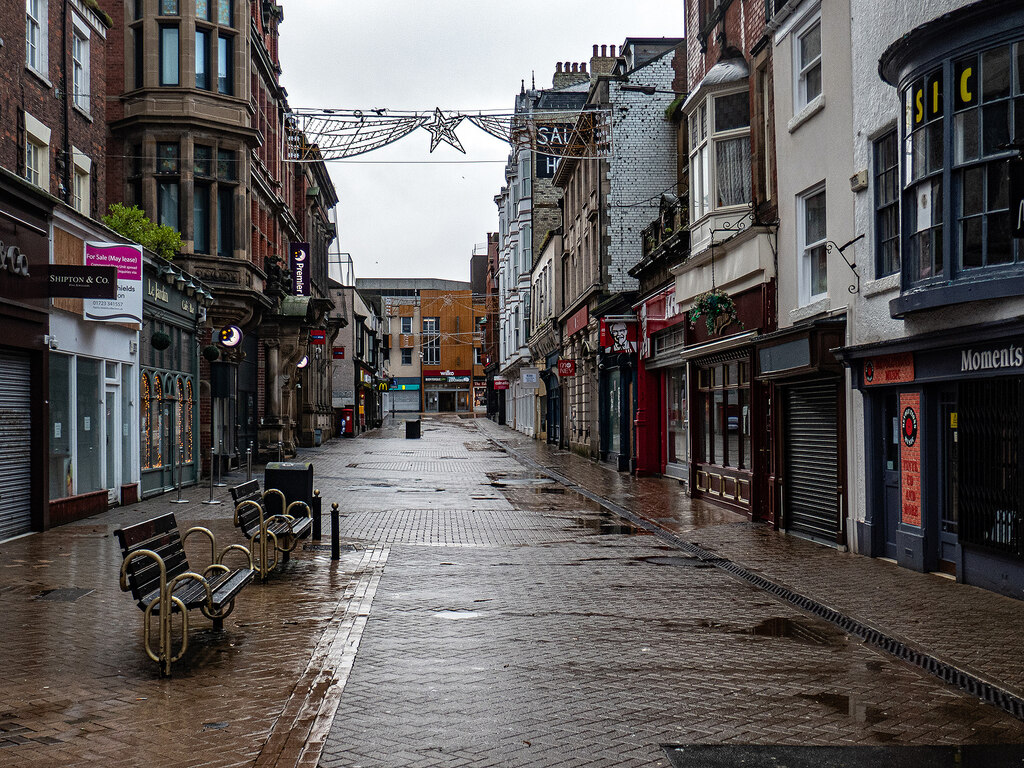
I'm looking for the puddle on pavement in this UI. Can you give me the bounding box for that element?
[433,610,481,620]
[488,477,557,488]
[800,692,888,725]
[569,512,641,536]
[744,617,843,646]
[637,556,714,568]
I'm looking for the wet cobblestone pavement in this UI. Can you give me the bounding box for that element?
[1,414,1024,767]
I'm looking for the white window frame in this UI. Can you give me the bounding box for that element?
[689,88,752,222]
[71,15,91,113]
[798,183,828,304]
[23,111,50,189]
[26,0,48,77]
[793,11,822,111]
[72,147,91,215]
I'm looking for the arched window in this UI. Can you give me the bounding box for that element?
[141,373,151,469]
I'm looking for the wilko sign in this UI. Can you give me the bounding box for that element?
[900,392,921,527]
[557,359,576,376]
[863,352,915,386]
[289,241,310,296]
[493,376,510,391]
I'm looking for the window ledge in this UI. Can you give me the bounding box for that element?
[72,104,93,123]
[863,272,900,297]
[790,296,830,323]
[787,93,825,134]
[25,65,52,89]
[890,272,1024,317]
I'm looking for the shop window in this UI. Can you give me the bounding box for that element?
[151,373,163,468]
[159,25,179,86]
[697,360,751,469]
[141,372,151,469]
[76,358,102,494]
[49,354,72,499]
[874,129,900,277]
[959,378,1024,558]
[798,185,827,303]
[666,368,688,467]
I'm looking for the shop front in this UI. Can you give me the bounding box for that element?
[543,352,561,446]
[48,225,143,523]
[598,316,638,471]
[385,378,421,414]
[636,287,687,480]
[845,319,1024,597]
[139,259,206,498]
[0,170,51,539]
[423,370,472,413]
[756,319,847,542]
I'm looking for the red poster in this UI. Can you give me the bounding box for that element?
[332,346,345,359]
[864,353,914,386]
[900,392,921,527]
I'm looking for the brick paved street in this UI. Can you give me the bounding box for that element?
[2,414,1024,767]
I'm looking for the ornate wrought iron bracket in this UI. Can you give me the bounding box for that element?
[825,234,864,294]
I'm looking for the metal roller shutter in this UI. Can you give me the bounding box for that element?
[390,391,420,413]
[785,381,840,542]
[0,351,33,541]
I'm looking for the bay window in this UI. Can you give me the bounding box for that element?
[689,89,751,221]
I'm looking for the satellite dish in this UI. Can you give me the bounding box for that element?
[219,325,243,348]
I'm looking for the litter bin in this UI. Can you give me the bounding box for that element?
[265,461,314,518]
[405,419,421,439]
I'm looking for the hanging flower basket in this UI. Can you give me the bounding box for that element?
[151,331,172,351]
[202,344,221,362]
[689,289,742,335]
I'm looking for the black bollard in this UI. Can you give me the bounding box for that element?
[312,489,322,540]
[331,502,340,560]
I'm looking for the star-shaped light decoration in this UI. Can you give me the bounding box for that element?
[423,108,465,154]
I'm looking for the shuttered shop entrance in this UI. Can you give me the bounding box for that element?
[385,390,420,413]
[0,351,33,540]
[785,381,840,542]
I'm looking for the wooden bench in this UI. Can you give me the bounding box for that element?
[229,479,314,580]
[115,513,255,677]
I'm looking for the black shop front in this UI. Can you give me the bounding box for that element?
[844,318,1024,598]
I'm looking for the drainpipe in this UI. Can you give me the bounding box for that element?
[60,0,72,203]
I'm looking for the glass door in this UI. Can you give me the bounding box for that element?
[105,388,118,499]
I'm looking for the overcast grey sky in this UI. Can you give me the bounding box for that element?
[279,1,683,283]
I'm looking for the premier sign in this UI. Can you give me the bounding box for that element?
[289,241,310,296]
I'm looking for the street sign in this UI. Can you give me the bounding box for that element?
[521,367,540,389]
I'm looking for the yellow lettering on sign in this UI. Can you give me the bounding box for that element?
[960,67,973,104]
[950,412,958,429]
[932,80,940,114]
[915,88,924,124]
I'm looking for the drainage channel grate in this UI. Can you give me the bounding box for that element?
[494,437,1024,724]
[663,744,1024,767]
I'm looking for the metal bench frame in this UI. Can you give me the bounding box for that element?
[230,481,315,580]
[115,514,254,677]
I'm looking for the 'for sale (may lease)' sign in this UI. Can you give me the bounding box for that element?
[84,242,143,324]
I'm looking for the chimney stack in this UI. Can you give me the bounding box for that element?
[552,58,590,88]
[589,41,619,80]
